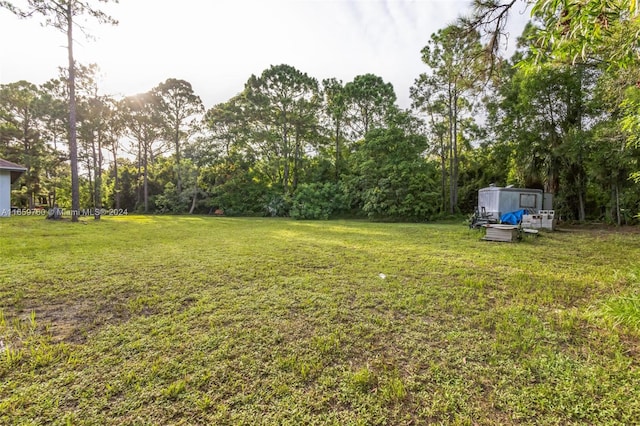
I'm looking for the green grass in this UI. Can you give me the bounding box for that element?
[1,216,639,424]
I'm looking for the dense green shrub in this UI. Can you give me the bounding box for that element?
[209,173,273,216]
[348,128,441,221]
[265,193,291,217]
[290,182,349,220]
[154,183,190,214]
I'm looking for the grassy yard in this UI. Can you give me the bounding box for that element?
[1,216,639,425]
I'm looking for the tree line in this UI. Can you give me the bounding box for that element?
[1,0,639,223]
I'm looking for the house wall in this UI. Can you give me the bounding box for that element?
[0,171,11,217]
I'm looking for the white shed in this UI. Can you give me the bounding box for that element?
[0,158,27,217]
[477,185,553,221]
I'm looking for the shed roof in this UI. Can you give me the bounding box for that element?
[0,158,27,184]
[479,186,542,194]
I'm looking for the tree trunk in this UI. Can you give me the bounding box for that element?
[23,131,35,209]
[67,3,79,222]
[293,127,301,191]
[175,123,181,194]
[52,137,58,208]
[282,124,290,194]
[440,150,447,213]
[615,184,621,226]
[335,120,341,181]
[363,106,369,137]
[452,91,459,213]
[136,143,142,207]
[87,158,93,207]
[143,146,149,213]
[112,145,120,210]
[448,85,455,214]
[578,187,586,222]
[189,171,198,214]
[428,109,447,214]
[94,134,102,220]
[91,135,97,213]
[576,67,585,223]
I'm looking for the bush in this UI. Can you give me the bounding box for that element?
[153,183,189,214]
[265,193,291,217]
[347,128,441,221]
[290,182,348,220]
[209,174,273,216]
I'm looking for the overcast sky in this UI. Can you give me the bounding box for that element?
[0,0,530,110]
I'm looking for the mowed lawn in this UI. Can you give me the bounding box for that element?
[1,216,639,425]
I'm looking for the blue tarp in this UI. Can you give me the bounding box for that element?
[500,209,526,225]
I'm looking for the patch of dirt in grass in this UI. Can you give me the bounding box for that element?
[619,334,640,362]
[20,298,133,344]
[17,290,196,344]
